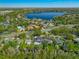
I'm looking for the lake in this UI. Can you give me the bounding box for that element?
[25,12,65,20]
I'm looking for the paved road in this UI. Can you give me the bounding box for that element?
[42,24,77,32]
[0,31,26,38]
[0,24,78,38]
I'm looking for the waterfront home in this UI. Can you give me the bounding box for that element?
[27,25,41,30]
[48,23,54,27]
[27,25,34,30]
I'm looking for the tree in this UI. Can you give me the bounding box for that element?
[32,29,42,36]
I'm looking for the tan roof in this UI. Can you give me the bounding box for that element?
[27,25,41,30]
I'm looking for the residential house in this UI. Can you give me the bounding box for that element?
[17,26,25,32]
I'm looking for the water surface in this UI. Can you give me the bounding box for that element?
[25,12,65,20]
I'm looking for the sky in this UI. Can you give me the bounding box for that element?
[0,0,79,8]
